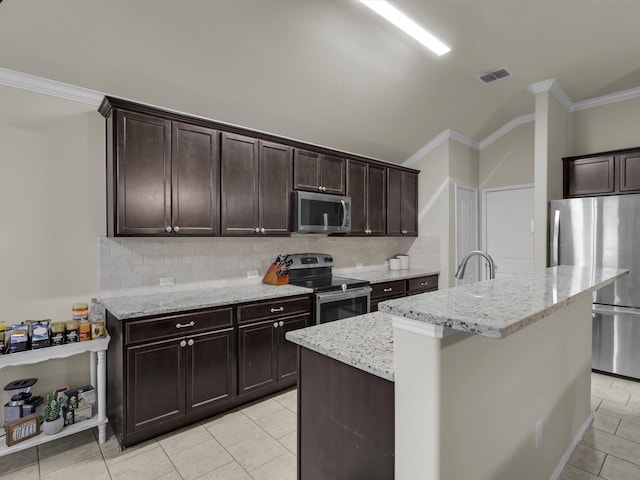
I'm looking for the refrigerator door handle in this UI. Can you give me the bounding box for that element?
[592,304,640,317]
[551,209,560,266]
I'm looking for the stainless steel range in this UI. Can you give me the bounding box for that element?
[286,253,371,324]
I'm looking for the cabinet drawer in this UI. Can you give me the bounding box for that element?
[126,307,233,344]
[407,275,439,293]
[238,295,311,324]
[371,280,407,299]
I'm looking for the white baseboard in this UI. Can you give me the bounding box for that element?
[548,410,594,480]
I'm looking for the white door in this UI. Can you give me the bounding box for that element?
[483,185,534,278]
[455,184,478,285]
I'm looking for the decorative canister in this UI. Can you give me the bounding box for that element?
[72,303,89,322]
[78,321,91,342]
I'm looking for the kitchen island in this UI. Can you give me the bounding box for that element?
[286,266,628,480]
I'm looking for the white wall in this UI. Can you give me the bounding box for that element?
[479,122,534,190]
[0,86,105,411]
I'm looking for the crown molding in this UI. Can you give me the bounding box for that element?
[570,85,640,112]
[0,67,104,106]
[403,129,479,166]
[478,113,535,150]
[449,130,480,150]
[527,79,573,111]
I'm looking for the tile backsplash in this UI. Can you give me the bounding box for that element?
[99,235,440,298]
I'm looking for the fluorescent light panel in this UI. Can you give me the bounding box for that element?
[361,1,450,56]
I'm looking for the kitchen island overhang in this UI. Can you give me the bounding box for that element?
[287,265,628,480]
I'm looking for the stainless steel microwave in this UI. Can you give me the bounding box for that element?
[291,191,351,234]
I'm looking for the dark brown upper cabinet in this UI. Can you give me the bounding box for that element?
[347,160,386,236]
[221,133,292,236]
[105,109,219,236]
[563,147,640,198]
[293,149,345,195]
[387,169,418,236]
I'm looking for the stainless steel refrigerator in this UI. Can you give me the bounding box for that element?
[549,194,640,380]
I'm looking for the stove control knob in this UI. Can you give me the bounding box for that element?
[324,256,333,263]
[341,284,347,293]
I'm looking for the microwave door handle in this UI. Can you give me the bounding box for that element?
[340,199,347,229]
[551,209,560,266]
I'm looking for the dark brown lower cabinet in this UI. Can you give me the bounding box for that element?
[298,347,395,480]
[370,274,439,312]
[107,308,237,447]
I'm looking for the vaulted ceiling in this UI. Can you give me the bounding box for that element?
[1,0,639,163]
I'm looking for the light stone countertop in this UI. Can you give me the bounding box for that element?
[285,311,394,381]
[379,265,628,339]
[103,283,313,320]
[335,266,440,284]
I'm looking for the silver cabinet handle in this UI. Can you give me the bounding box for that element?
[420,282,428,286]
[176,321,195,329]
[273,322,279,328]
[279,321,284,327]
[383,288,393,292]
[187,339,194,346]
[174,225,180,232]
[318,186,323,191]
[551,209,560,266]
[179,340,187,347]
[261,227,266,234]
[322,186,327,191]
[255,227,260,233]
[402,229,408,234]
[270,307,285,313]
[165,226,172,233]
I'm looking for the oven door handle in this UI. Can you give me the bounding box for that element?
[315,286,372,303]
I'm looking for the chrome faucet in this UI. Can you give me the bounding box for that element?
[455,250,497,280]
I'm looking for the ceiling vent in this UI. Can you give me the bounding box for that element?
[477,67,512,84]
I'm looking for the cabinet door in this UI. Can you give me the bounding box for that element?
[116,110,171,235]
[386,168,402,235]
[238,320,278,395]
[619,151,640,193]
[293,150,321,192]
[346,160,367,235]
[401,172,418,236]
[367,165,386,235]
[221,133,259,235]
[171,122,220,235]
[126,338,185,432]
[259,141,292,234]
[186,328,236,413]
[321,155,346,195]
[277,313,310,382]
[564,156,615,197]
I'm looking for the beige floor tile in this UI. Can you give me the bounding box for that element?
[241,399,285,422]
[254,408,297,439]
[198,461,253,480]
[41,454,110,480]
[592,373,615,389]
[0,463,39,480]
[157,423,214,457]
[249,452,296,480]
[629,395,640,410]
[168,438,233,480]
[597,401,640,425]
[225,431,287,471]
[615,420,640,447]
[39,431,102,475]
[592,384,631,406]
[592,397,603,411]
[581,428,640,466]
[204,410,266,449]
[98,430,158,466]
[612,379,640,396]
[592,412,621,434]
[568,443,606,475]
[155,472,183,480]
[559,464,603,480]
[107,445,176,480]
[600,455,640,479]
[279,431,297,455]
[0,446,37,475]
[272,389,297,413]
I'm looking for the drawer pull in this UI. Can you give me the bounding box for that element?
[383,288,393,293]
[270,307,285,313]
[273,322,279,328]
[176,321,195,329]
[279,321,284,327]
[179,340,187,348]
[187,339,194,346]
[420,282,428,286]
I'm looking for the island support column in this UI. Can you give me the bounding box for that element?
[392,295,594,480]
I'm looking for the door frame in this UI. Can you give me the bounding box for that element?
[454,182,478,285]
[481,183,534,277]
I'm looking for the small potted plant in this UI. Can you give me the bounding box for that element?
[42,390,67,435]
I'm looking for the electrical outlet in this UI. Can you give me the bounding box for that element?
[535,419,543,448]
[159,276,175,286]
[247,270,259,279]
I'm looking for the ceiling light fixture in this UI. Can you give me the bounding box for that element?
[360,1,451,56]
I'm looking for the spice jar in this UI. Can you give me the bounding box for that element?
[78,320,91,342]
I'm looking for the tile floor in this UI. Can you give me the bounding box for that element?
[1,373,640,480]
